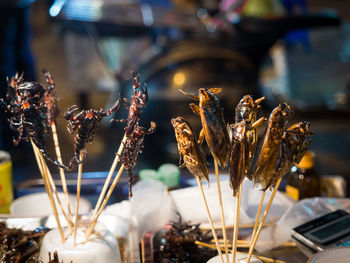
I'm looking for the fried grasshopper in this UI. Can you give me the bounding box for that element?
[252,103,291,190]
[229,96,266,194]
[228,121,247,196]
[179,88,230,168]
[272,121,312,185]
[171,117,208,182]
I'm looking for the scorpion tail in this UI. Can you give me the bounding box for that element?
[127,169,134,198]
[39,148,69,170]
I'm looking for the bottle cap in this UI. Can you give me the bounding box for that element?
[158,163,180,188]
[296,151,315,170]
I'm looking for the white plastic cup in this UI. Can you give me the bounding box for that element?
[39,221,121,263]
[207,253,262,263]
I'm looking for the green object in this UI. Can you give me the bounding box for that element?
[158,163,180,188]
[139,169,162,182]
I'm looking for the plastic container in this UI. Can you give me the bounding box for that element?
[0,151,13,213]
[39,220,121,263]
[307,247,350,263]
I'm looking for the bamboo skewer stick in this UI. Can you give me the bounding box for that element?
[42,154,72,232]
[31,140,65,243]
[73,152,84,246]
[51,122,73,226]
[196,176,224,263]
[215,240,296,248]
[250,191,266,244]
[214,158,230,263]
[85,164,125,242]
[232,184,242,263]
[246,178,282,263]
[200,221,276,230]
[89,134,126,228]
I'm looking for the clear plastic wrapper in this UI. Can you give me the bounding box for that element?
[254,197,350,252]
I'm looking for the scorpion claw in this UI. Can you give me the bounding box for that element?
[64,105,79,120]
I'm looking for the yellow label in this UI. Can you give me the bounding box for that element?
[286,185,299,201]
[0,160,13,213]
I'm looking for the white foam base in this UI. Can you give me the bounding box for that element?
[39,223,121,263]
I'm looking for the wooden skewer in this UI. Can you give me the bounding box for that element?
[89,134,126,229]
[195,241,286,263]
[41,152,73,232]
[30,140,65,243]
[200,221,276,230]
[232,184,242,263]
[246,178,282,263]
[85,164,125,242]
[250,191,266,244]
[51,122,73,227]
[196,176,224,263]
[216,239,250,248]
[214,158,230,263]
[215,240,296,248]
[73,152,84,246]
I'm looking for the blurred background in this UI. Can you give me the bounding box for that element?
[0,0,349,201]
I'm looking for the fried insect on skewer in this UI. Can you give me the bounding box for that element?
[113,73,148,135]
[122,121,156,197]
[171,116,224,262]
[229,121,246,196]
[42,71,59,126]
[171,117,208,182]
[229,95,265,195]
[234,95,265,178]
[268,121,312,188]
[246,120,312,263]
[253,103,291,190]
[0,74,67,169]
[179,88,230,168]
[64,99,121,170]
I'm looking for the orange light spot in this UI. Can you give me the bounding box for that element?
[86,112,94,118]
[22,102,30,109]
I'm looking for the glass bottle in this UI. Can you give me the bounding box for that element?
[285,151,321,201]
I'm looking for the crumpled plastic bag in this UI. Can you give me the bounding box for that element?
[169,177,294,227]
[103,179,175,239]
[254,197,350,252]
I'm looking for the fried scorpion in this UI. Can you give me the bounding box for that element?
[64,99,121,170]
[0,74,67,169]
[121,121,156,197]
[42,70,59,126]
[114,73,148,135]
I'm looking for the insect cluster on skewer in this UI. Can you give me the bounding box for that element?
[111,73,156,197]
[0,71,156,254]
[172,87,312,263]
